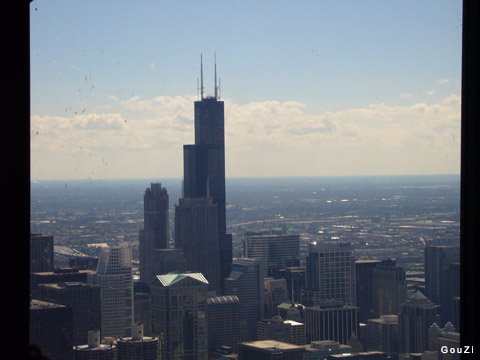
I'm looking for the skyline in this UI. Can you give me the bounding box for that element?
[30,0,462,180]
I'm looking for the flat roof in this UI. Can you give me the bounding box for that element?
[240,340,303,350]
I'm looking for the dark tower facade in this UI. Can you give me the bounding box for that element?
[181,55,232,293]
[139,183,169,283]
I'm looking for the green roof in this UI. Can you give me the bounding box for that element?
[155,273,208,287]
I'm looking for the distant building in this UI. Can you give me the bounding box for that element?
[276,266,306,303]
[134,292,152,336]
[37,282,101,346]
[398,291,440,354]
[424,243,460,326]
[372,259,407,318]
[327,352,389,360]
[305,301,359,345]
[207,295,240,353]
[428,322,460,360]
[175,197,221,292]
[88,245,134,338]
[304,340,352,360]
[150,273,208,360]
[244,231,300,277]
[238,340,306,360]
[445,263,460,329]
[304,242,356,307]
[277,302,305,323]
[30,299,73,360]
[257,315,306,345]
[117,323,159,360]
[69,256,99,270]
[264,277,289,318]
[139,183,170,284]
[398,352,439,360]
[224,258,264,341]
[367,315,399,359]
[30,233,54,273]
[73,330,117,360]
[356,260,381,323]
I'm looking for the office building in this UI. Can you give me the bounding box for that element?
[428,322,459,360]
[424,243,460,326]
[277,302,305,323]
[265,277,290,318]
[117,323,159,360]
[305,301,359,344]
[69,256,99,270]
[244,231,300,277]
[398,291,440,354]
[134,292,152,336]
[150,273,208,360]
[182,56,232,292]
[175,197,221,292]
[238,340,306,360]
[356,260,382,323]
[30,268,95,298]
[88,245,134,338]
[207,295,240,353]
[445,262,460,329]
[304,340,352,360]
[327,352,389,360]
[37,282,101,346]
[304,242,356,307]
[257,315,306,345]
[277,266,306,303]
[73,330,117,360]
[224,258,264,341]
[372,259,407,318]
[139,183,170,284]
[367,315,399,359]
[30,299,73,360]
[30,232,54,273]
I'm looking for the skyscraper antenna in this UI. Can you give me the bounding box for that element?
[219,78,221,99]
[214,51,218,100]
[200,54,204,100]
[197,78,199,100]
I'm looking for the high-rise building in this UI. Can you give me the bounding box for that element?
[30,232,54,273]
[305,301,359,345]
[73,330,117,360]
[37,282,101,346]
[257,315,306,345]
[304,340,352,360]
[150,273,208,360]
[175,197,221,292]
[304,242,356,307]
[88,245,134,339]
[428,322,460,360]
[424,243,460,326]
[30,299,73,360]
[134,292,152,336]
[398,291,440,354]
[276,266,306,304]
[327,352,389,360]
[367,315,399,359]
[238,340,306,360]
[356,260,382,323]
[30,268,95,298]
[117,323,159,360]
[244,231,300,277]
[139,183,169,283]
[182,56,232,292]
[264,277,289,318]
[224,258,264,341]
[372,259,407,318]
[207,295,240,353]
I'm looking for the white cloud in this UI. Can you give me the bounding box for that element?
[437,78,449,84]
[400,93,412,98]
[150,62,156,70]
[426,90,435,95]
[30,94,461,179]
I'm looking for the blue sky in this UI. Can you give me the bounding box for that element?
[30,0,462,180]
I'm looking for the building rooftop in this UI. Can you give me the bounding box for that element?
[30,299,66,310]
[155,272,208,287]
[241,340,304,351]
[207,295,240,305]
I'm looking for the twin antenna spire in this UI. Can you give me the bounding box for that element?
[198,53,220,100]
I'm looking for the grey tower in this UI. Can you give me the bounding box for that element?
[139,183,169,284]
[182,55,232,293]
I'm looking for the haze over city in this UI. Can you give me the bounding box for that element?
[30,0,462,180]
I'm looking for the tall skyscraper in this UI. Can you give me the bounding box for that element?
[73,330,117,360]
[88,245,134,339]
[150,273,208,360]
[244,231,300,277]
[207,295,240,353]
[367,315,399,359]
[398,291,440,354]
[264,277,289,318]
[424,243,460,326]
[356,260,382,323]
[30,232,54,273]
[372,259,407,318]
[304,242,356,307]
[117,323,159,360]
[238,340,306,360]
[175,197,221,292]
[139,183,169,283]
[224,258,264,341]
[182,55,232,292]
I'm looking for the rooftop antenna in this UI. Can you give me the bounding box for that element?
[200,54,204,100]
[214,51,218,100]
[219,78,221,99]
[196,78,199,100]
